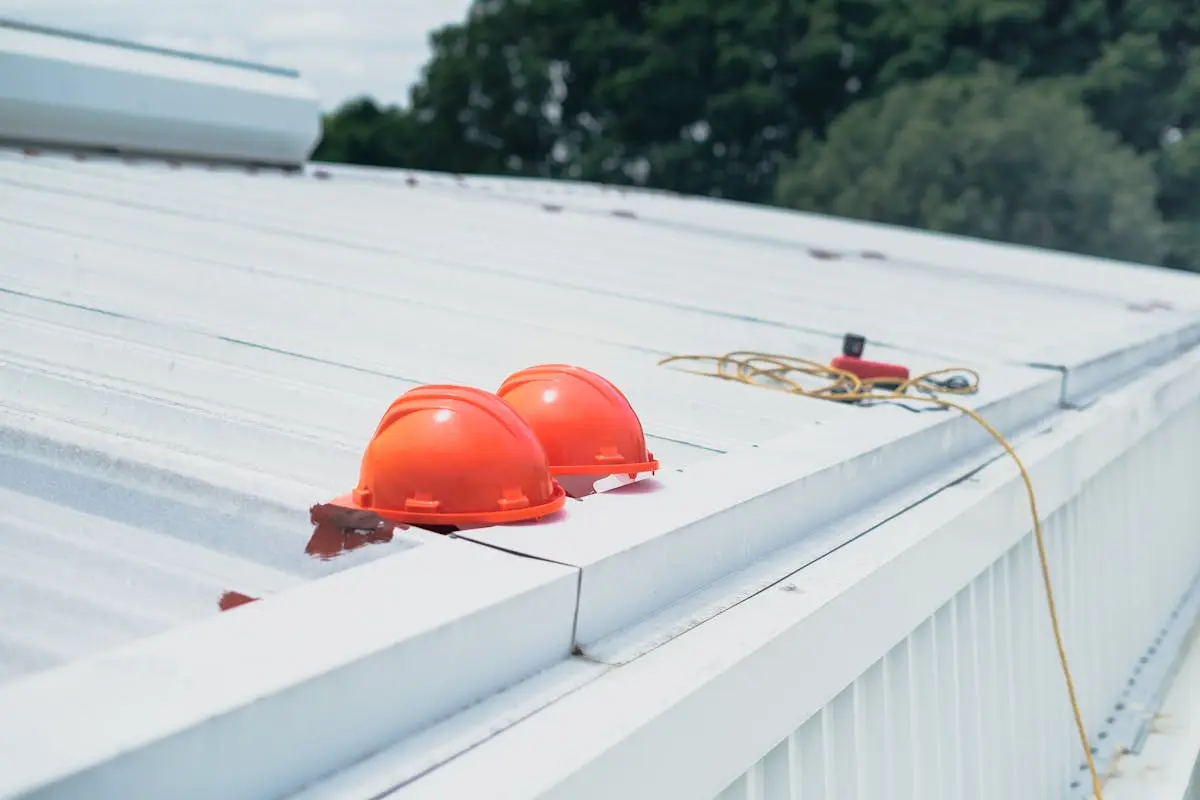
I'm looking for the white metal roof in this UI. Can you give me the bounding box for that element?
[3,147,1200,798]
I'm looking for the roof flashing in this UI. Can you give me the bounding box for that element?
[0,20,320,167]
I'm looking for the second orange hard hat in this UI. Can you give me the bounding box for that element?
[497,364,658,477]
[330,384,565,526]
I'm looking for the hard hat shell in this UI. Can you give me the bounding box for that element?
[497,364,658,477]
[334,385,565,526]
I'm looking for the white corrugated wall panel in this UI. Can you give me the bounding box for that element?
[714,405,1200,800]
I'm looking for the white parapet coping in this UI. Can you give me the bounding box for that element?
[0,19,320,166]
[378,343,1200,799]
[2,329,1199,799]
[0,536,579,800]
[456,321,1200,652]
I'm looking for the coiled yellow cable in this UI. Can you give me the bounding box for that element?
[658,351,1103,800]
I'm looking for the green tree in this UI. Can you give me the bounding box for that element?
[320,1,1193,187]
[1157,131,1200,271]
[312,98,427,168]
[775,66,1167,265]
[314,0,1200,268]
[320,0,877,201]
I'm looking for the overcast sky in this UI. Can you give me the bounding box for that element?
[0,0,472,108]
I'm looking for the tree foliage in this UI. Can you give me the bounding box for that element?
[775,66,1167,264]
[314,0,1200,270]
[313,99,430,167]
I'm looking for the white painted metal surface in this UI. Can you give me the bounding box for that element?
[0,536,578,800]
[337,344,1200,800]
[1103,609,1200,800]
[1,144,1200,800]
[0,18,320,166]
[315,163,1200,315]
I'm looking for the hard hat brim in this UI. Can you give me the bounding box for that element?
[324,482,567,527]
[549,457,660,477]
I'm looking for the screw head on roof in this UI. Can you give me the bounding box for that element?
[809,247,841,260]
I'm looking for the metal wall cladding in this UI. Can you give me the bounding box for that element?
[713,405,1200,800]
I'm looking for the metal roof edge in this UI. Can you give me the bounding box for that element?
[460,366,1063,648]
[290,342,1200,799]
[1054,320,1200,407]
[0,538,580,800]
[0,17,299,77]
[0,372,1083,800]
[375,341,1200,800]
[460,316,1200,651]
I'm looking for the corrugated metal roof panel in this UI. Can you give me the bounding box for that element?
[0,479,301,683]
[341,165,1200,313]
[4,148,1200,797]
[1,148,1198,708]
[0,411,437,685]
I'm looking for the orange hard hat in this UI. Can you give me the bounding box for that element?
[497,364,658,476]
[331,385,565,526]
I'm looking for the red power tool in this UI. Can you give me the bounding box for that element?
[831,333,910,387]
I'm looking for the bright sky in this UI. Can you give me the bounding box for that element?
[0,0,473,108]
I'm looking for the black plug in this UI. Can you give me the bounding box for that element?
[842,333,866,359]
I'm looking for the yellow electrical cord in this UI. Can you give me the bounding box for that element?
[658,351,1104,800]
